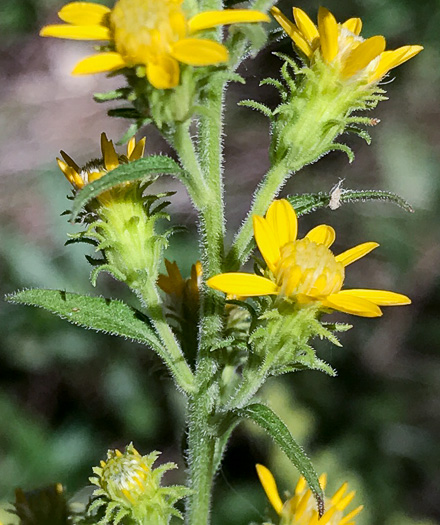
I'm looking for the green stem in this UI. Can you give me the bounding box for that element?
[225,159,290,270]
[226,354,275,409]
[137,280,196,394]
[185,396,217,525]
[171,123,207,208]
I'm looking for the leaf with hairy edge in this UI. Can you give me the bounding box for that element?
[70,156,188,221]
[5,288,164,354]
[235,403,324,517]
[288,187,414,216]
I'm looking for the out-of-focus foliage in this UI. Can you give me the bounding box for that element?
[1,0,439,524]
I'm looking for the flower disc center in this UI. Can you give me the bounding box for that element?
[276,238,344,299]
[111,0,186,64]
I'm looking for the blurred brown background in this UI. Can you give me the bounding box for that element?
[0,0,439,524]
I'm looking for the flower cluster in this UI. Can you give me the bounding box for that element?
[40,0,269,88]
[208,200,410,318]
[89,443,190,524]
[57,133,172,288]
[57,132,145,200]
[271,6,422,85]
[256,465,363,525]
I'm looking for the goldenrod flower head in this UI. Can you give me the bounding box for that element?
[271,6,423,84]
[158,259,202,301]
[93,444,153,507]
[256,464,363,525]
[90,443,190,523]
[207,200,411,317]
[56,132,145,191]
[40,1,269,89]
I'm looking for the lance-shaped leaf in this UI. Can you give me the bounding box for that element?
[5,288,169,367]
[288,187,413,216]
[70,156,188,221]
[235,403,324,516]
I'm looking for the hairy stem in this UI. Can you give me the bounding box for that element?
[185,395,217,525]
[226,160,290,270]
[137,280,195,394]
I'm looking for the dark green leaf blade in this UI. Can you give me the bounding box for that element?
[70,156,187,221]
[288,188,413,216]
[236,403,324,516]
[5,288,163,352]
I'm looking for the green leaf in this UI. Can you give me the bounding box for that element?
[70,156,187,221]
[288,187,414,216]
[236,403,324,516]
[5,288,164,353]
[93,88,131,102]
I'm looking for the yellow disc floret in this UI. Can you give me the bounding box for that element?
[275,238,344,300]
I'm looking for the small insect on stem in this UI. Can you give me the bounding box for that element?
[329,179,344,210]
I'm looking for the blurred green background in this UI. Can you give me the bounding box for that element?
[0,0,439,524]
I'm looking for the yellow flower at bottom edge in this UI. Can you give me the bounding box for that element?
[256,464,363,525]
[40,0,269,89]
[271,6,422,84]
[56,132,145,190]
[207,199,411,318]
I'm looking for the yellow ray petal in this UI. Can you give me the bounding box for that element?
[341,35,386,78]
[188,9,269,33]
[256,465,284,515]
[147,56,180,89]
[336,490,355,511]
[292,7,319,45]
[271,7,313,58]
[265,199,298,249]
[335,242,379,267]
[253,215,280,273]
[337,289,411,306]
[342,17,362,35]
[340,505,364,524]
[60,150,81,172]
[331,482,348,505]
[40,23,110,40]
[323,293,382,317]
[171,38,228,66]
[56,157,77,184]
[305,224,336,247]
[72,52,126,75]
[58,2,111,26]
[369,45,423,83]
[127,137,136,158]
[295,476,306,495]
[206,273,278,296]
[100,132,119,171]
[128,137,146,161]
[295,489,313,519]
[317,7,339,63]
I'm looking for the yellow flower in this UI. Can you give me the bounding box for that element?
[158,259,202,301]
[271,6,423,84]
[40,0,269,89]
[56,132,145,201]
[256,464,363,525]
[207,200,411,318]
